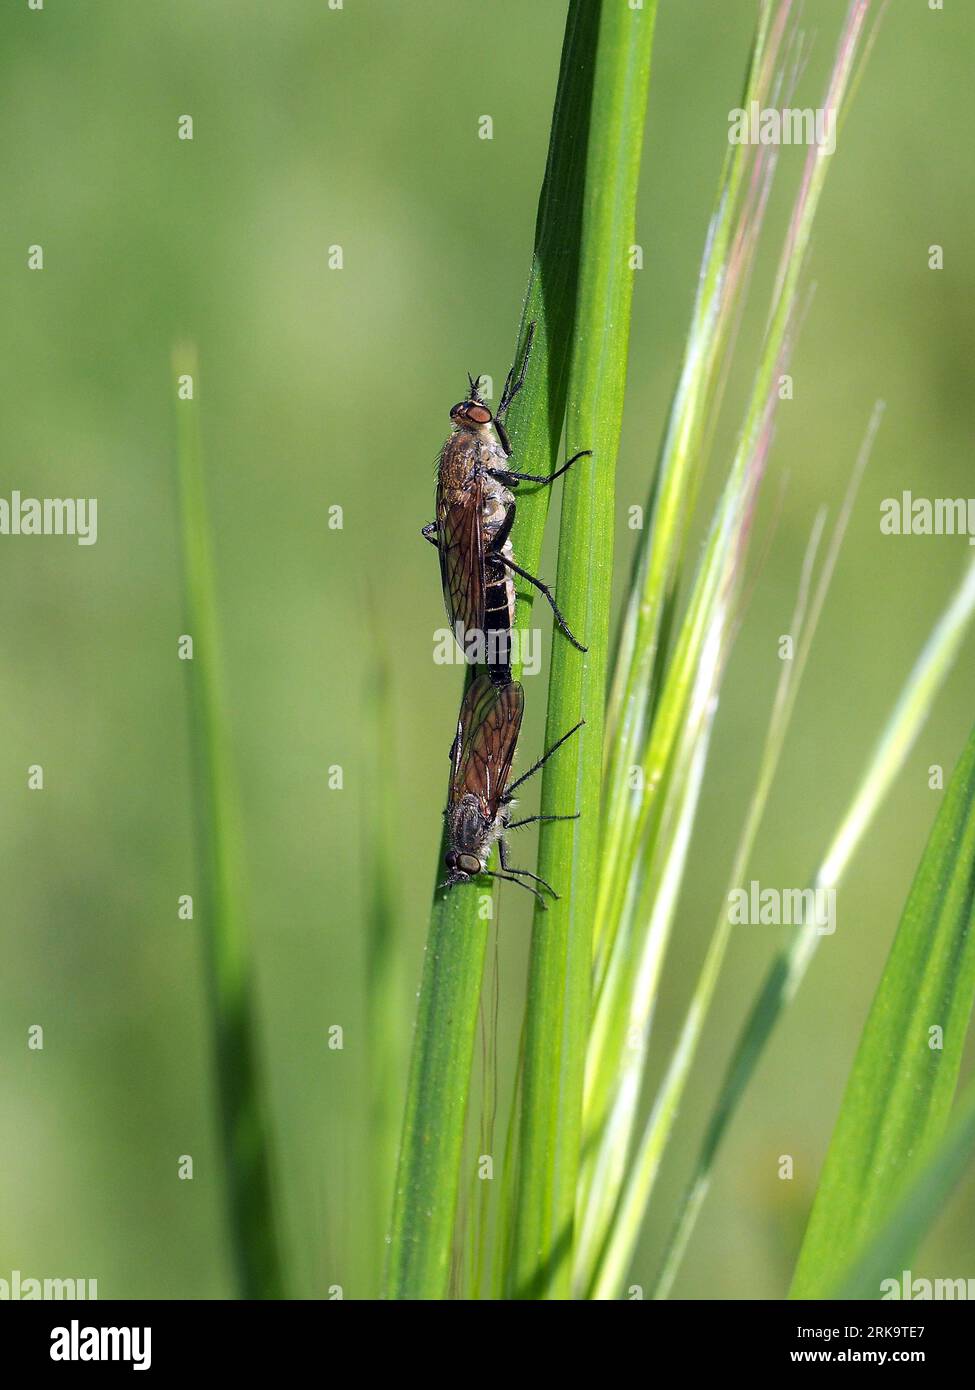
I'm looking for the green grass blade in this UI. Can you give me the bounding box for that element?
[383,878,491,1300]
[588,407,880,1299]
[508,0,659,1301]
[655,558,975,1298]
[790,720,975,1298]
[598,0,790,971]
[836,1079,975,1301]
[577,1,876,1292]
[360,631,406,1296]
[384,0,610,1301]
[173,345,284,1300]
[588,508,829,1299]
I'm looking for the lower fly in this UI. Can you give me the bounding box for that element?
[441,673,583,908]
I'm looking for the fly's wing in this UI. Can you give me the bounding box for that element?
[436,471,484,638]
[450,674,524,819]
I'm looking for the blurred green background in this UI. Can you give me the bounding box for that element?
[1,0,972,1299]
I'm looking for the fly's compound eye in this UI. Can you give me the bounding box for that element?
[459,854,481,876]
[445,850,458,871]
[451,402,492,426]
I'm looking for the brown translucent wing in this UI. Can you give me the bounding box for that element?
[436,477,484,637]
[450,675,524,819]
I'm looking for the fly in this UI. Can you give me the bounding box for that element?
[441,672,583,909]
[422,322,591,685]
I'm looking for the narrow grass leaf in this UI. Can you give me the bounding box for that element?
[656,558,975,1298]
[588,405,880,1298]
[836,1078,975,1301]
[790,719,975,1298]
[385,0,608,1300]
[598,0,792,972]
[360,625,406,1295]
[509,0,659,1301]
[174,345,284,1300]
[578,0,879,1290]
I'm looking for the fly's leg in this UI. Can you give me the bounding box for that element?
[485,869,548,908]
[500,554,587,653]
[488,502,516,553]
[421,521,439,547]
[504,718,585,798]
[497,838,558,898]
[448,708,465,766]
[505,813,580,830]
[488,449,592,489]
[497,321,536,418]
[494,321,537,457]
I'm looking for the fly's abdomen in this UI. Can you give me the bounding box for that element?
[484,536,515,685]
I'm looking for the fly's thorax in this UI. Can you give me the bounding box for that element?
[447,792,493,866]
[438,431,483,495]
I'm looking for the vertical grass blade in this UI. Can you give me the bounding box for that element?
[384,0,607,1301]
[790,719,975,1298]
[383,883,491,1300]
[360,630,405,1296]
[509,0,659,1301]
[173,345,284,1300]
[656,558,975,1297]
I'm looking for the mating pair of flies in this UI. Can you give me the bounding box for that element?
[423,324,589,908]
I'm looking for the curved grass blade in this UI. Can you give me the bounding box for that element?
[587,505,828,1298]
[836,1078,975,1300]
[174,344,285,1299]
[655,558,975,1298]
[586,405,880,1299]
[508,0,659,1301]
[577,0,880,1292]
[790,719,975,1298]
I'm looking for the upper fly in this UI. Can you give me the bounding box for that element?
[422,322,592,684]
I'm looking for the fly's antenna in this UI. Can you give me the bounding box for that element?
[467,373,485,403]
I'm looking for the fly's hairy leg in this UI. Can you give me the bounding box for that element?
[504,718,585,798]
[505,813,580,830]
[500,553,587,653]
[488,448,592,489]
